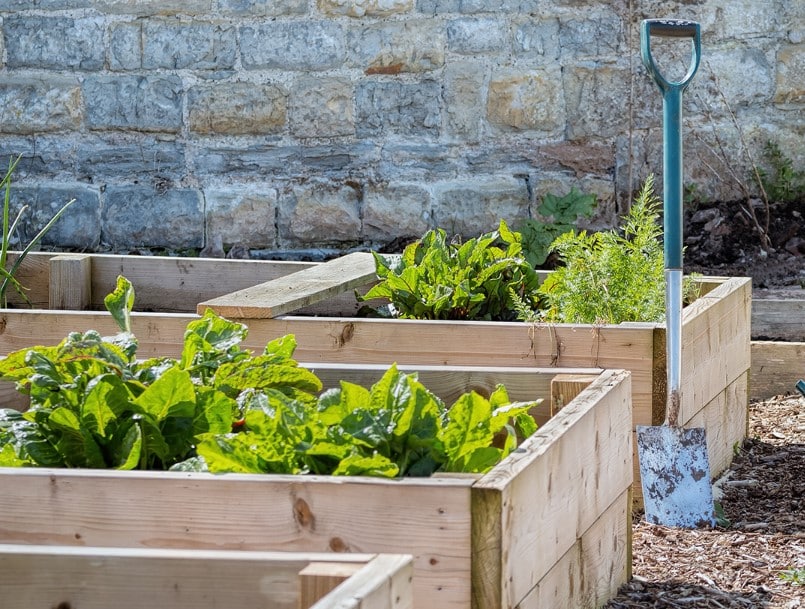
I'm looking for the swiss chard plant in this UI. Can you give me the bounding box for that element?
[189,364,538,477]
[359,219,541,321]
[0,276,322,470]
[0,276,540,477]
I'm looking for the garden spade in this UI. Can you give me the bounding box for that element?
[636,18,716,528]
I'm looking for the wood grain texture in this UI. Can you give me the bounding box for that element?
[471,369,633,609]
[49,254,91,310]
[751,298,805,341]
[750,341,805,400]
[197,252,377,318]
[0,545,411,609]
[0,469,473,609]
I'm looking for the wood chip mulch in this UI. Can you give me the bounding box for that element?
[603,393,805,609]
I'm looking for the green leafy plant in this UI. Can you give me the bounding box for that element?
[756,140,804,205]
[0,155,76,307]
[517,187,597,267]
[359,219,541,321]
[193,365,538,477]
[536,175,699,324]
[0,276,321,470]
[778,568,804,586]
[0,277,539,477]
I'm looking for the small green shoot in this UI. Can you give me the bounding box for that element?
[778,568,805,586]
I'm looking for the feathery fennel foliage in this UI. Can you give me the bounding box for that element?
[536,175,697,324]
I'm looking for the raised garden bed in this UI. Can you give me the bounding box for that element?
[0,546,412,609]
[0,365,633,609]
[0,251,750,505]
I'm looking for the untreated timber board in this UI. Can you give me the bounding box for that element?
[750,341,805,400]
[197,252,377,318]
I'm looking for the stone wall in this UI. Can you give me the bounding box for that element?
[0,0,801,255]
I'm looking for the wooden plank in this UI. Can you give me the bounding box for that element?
[750,341,805,400]
[0,544,379,609]
[686,372,749,479]
[197,252,378,318]
[310,554,414,609]
[516,489,630,609]
[49,254,91,310]
[550,373,598,414]
[301,561,366,608]
[752,298,805,341]
[470,369,633,609]
[0,469,474,609]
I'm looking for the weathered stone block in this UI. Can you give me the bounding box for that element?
[301,142,379,174]
[10,184,101,250]
[290,77,354,138]
[446,17,505,54]
[188,82,287,135]
[356,81,442,136]
[0,1,91,7]
[194,145,302,176]
[103,186,204,248]
[432,177,529,237]
[142,21,237,70]
[110,23,143,70]
[363,183,431,241]
[280,182,361,245]
[4,16,105,70]
[701,47,774,109]
[513,16,560,60]
[486,69,565,135]
[74,135,186,179]
[562,62,629,139]
[319,0,413,17]
[558,10,624,59]
[0,79,82,135]
[379,142,460,179]
[710,0,785,40]
[240,21,345,71]
[205,186,278,248]
[347,20,444,74]
[93,0,214,16]
[83,75,183,132]
[216,0,307,15]
[775,45,803,105]
[443,61,486,139]
[417,0,538,13]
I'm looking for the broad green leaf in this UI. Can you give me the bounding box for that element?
[134,414,170,467]
[214,358,322,399]
[49,407,105,468]
[133,367,196,422]
[333,452,399,477]
[263,334,297,359]
[440,392,494,466]
[81,373,132,437]
[104,276,135,334]
[194,386,236,436]
[455,446,504,473]
[0,442,28,466]
[113,423,142,470]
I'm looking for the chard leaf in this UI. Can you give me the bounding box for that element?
[180,309,249,375]
[48,407,105,468]
[81,374,131,437]
[104,275,135,334]
[114,423,142,471]
[0,442,28,466]
[134,414,170,467]
[133,367,196,422]
[197,435,265,473]
[193,386,236,436]
[263,334,298,359]
[317,383,370,426]
[440,392,494,468]
[455,445,504,473]
[333,452,399,477]
[215,357,322,400]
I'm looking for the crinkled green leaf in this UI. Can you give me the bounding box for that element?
[440,392,494,467]
[103,275,135,334]
[133,367,196,422]
[81,373,132,437]
[333,452,399,477]
[48,407,105,468]
[113,422,142,470]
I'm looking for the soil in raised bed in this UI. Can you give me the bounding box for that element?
[604,392,805,609]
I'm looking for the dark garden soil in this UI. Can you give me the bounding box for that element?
[682,196,805,292]
[604,393,805,609]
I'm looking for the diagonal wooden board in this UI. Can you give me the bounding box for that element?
[196,251,378,319]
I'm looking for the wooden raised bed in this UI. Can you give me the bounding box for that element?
[0,366,633,609]
[0,545,413,609]
[0,252,750,504]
